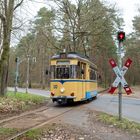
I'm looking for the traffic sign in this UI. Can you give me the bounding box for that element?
[109,58,132,95]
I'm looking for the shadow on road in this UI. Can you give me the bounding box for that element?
[53,97,97,108]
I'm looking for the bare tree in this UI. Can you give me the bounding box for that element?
[0,0,24,96]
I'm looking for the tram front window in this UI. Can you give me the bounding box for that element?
[56,67,69,79]
[51,65,77,79]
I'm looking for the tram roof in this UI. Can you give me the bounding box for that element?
[51,52,97,68]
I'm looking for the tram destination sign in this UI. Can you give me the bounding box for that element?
[60,53,67,59]
[108,58,132,95]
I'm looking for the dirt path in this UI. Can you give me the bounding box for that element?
[44,106,139,140]
[88,111,140,140]
[0,101,140,140]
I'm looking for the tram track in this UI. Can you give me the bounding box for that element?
[0,89,108,140]
[7,107,74,140]
[5,88,106,119]
[0,106,49,126]
[0,100,55,125]
[2,102,87,140]
[0,88,107,126]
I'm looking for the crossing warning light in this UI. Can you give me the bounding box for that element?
[109,59,117,68]
[124,58,132,68]
[117,31,125,42]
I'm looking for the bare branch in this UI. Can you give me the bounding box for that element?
[14,0,24,11]
[0,13,5,21]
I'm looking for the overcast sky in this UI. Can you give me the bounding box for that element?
[21,0,140,34]
[107,0,140,33]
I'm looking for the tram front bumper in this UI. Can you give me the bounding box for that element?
[51,96,76,103]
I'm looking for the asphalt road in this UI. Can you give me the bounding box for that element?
[8,87,50,97]
[88,94,140,123]
[8,87,140,123]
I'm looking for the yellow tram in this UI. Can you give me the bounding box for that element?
[50,52,98,104]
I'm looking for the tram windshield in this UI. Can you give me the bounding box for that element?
[51,65,77,79]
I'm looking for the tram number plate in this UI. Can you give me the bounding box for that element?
[53,85,58,89]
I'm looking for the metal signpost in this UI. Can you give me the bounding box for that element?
[15,57,19,94]
[15,56,36,94]
[26,56,30,93]
[109,31,133,120]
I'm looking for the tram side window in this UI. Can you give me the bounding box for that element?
[70,65,77,79]
[90,69,97,80]
[77,66,81,79]
[82,63,86,79]
[51,66,55,79]
[76,62,86,79]
[76,62,81,79]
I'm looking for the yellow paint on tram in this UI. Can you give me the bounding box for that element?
[50,52,98,104]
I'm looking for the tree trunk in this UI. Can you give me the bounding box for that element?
[0,33,10,96]
[0,0,14,96]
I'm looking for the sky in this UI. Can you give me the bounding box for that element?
[19,0,140,35]
[106,0,140,33]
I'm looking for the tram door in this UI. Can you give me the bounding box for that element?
[77,62,86,100]
[81,63,86,98]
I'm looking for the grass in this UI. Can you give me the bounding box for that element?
[0,127,17,135]
[0,127,18,139]
[6,91,47,104]
[98,112,140,134]
[0,91,48,114]
[16,124,56,140]
[16,129,42,140]
[0,93,48,139]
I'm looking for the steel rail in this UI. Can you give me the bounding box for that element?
[6,98,97,140]
[0,100,52,126]
[4,89,108,140]
[7,107,74,140]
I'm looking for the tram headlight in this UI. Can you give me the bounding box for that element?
[60,87,65,93]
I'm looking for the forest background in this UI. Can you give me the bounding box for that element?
[0,0,140,96]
